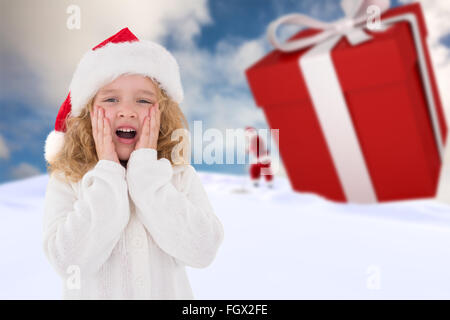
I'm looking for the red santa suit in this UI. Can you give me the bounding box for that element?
[245,127,274,188]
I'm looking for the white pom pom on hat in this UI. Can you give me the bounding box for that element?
[44,27,184,163]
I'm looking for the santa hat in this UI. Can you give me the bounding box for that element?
[244,126,257,138]
[44,27,184,163]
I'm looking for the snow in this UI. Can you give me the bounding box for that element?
[1,172,450,299]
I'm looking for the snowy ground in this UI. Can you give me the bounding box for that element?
[1,171,450,299]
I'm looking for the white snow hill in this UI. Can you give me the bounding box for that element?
[1,171,450,299]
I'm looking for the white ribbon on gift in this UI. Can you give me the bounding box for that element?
[267,0,444,203]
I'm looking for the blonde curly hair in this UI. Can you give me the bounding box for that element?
[46,81,190,184]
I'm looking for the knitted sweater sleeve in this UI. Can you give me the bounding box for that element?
[42,160,130,278]
[126,148,224,269]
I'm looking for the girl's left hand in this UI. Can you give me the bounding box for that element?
[135,104,161,151]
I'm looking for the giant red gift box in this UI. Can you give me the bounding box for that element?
[245,3,447,203]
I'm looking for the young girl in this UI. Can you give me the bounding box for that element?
[43,28,224,299]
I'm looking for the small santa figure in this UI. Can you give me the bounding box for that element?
[245,126,274,188]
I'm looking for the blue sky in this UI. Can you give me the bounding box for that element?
[0,0,449,184]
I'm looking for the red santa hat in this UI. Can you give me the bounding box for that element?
[244,126,257,139]
[44,27,184,163]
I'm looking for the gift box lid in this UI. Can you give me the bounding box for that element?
[245,3,429,108]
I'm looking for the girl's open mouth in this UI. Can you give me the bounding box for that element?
[116,129,137,144]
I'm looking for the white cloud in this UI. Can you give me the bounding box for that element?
[215,37,268,87]
[0,135,10,160]
[10,163,41,180]
[0,0,211,110]
[172,30,272,132]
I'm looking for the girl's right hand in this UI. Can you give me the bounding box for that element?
[91,105,120,164]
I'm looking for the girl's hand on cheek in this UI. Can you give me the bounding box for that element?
[91,105,120,164]
[135,104,161,151]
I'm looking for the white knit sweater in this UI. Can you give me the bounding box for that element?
[42,148,224,299]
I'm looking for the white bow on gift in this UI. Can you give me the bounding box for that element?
[267,0,391,52]
[264,0,444,203]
